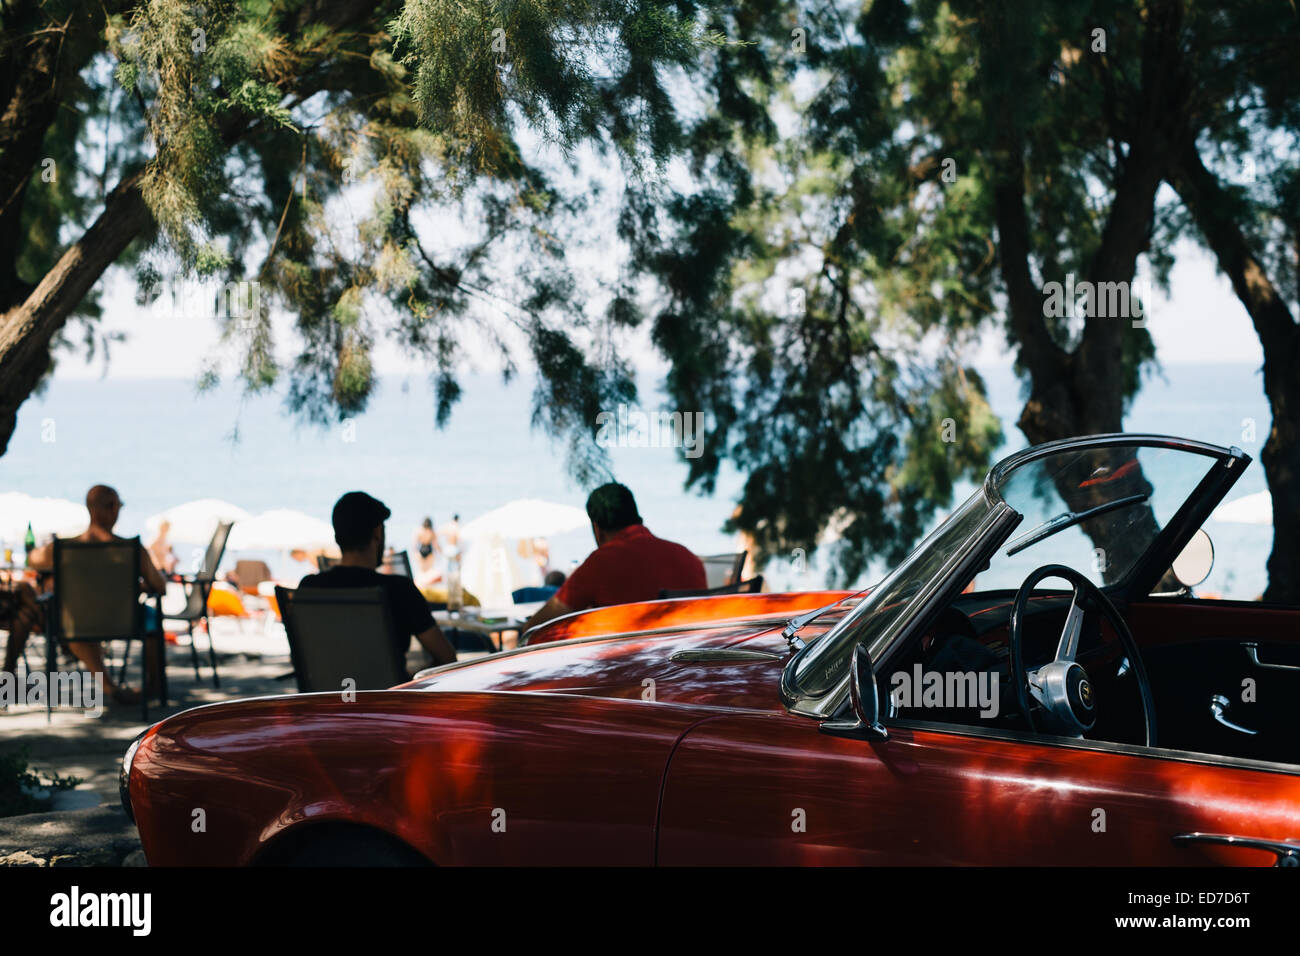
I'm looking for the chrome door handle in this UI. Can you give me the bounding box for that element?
[1243,642,1300,672]
[1173,832,1300,867]
[1210,694,1257,735]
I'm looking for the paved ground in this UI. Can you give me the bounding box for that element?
[1,616,446,865]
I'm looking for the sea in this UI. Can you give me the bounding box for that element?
[0,361,1276,600]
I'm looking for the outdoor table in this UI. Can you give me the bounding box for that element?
[433,602,542,652]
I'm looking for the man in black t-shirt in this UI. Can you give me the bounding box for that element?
[298,491,456,670]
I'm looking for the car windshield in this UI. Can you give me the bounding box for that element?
[782,437,1232,713]
[984,443,1218,590]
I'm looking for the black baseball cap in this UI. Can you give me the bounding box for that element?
[331,491,391,550]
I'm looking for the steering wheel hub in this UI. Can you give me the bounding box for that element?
[1028,659,1096,736]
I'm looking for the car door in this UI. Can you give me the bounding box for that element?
[656,710,1300,865]
[1128,598,1300,765]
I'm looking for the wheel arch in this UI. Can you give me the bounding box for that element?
[251,819,433,866]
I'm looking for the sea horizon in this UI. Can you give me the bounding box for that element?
[0,360,1275,598]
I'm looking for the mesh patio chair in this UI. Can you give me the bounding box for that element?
[380,550,412,578]
[318,552,412,577]
[162,520,232,688]
[49,537,164,721]
[660,575,765,599]
[697,552,747,589]
[275,585,407,693]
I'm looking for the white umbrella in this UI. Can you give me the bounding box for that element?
[1211,490,1272,526]
[227,509,336,551]
[0,492,86,543]
[145,498,250,544]
[460,532,534,607]
[459,499,590,543]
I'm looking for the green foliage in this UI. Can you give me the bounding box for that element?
[11,0,1297,588]
[0,747,83,819]
[623,0,1011,581]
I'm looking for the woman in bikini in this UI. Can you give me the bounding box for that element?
[413,517,440,581]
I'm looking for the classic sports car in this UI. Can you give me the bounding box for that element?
[123,434,1300,865]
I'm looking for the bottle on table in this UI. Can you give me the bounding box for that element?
[23,522,35,564]
[447,549,463,611]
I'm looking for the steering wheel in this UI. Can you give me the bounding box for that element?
[1009,564,1156,747]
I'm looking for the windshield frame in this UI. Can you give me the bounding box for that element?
[779,433,1247,721]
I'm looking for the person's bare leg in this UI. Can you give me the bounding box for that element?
[64,641,137,701]
[2,584,38,672]
[2,616,29,673]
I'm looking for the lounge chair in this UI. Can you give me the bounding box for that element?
[161,520,232,688]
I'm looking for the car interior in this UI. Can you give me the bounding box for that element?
[883,579,1300,768]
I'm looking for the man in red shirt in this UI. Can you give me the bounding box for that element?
[519,483,705,635]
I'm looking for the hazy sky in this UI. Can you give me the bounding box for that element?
[58,230,1262,383]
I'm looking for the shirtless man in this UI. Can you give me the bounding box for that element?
[10,485,166,703]
[147,519,179,575]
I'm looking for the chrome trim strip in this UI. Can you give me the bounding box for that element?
[781,499,1020,719]
[669,648,784,663]
[1172,833,1300,866]
[984,432,1237,497]
[890,717,1300,778]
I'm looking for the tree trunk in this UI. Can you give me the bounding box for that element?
[0,0,384,456]
[0,173,152,454]
[0,2,127,304]
[979,0,1180,583]
[1167,138,1300,604]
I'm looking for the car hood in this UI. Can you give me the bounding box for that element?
[408,595,850,714]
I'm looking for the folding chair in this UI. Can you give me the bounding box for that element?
[275,586,407,693]
[696,552,748,589]
[49,537,164,722]
[162,520,232,688]
[379,551,412,578]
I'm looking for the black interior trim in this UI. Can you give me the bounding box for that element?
[1120,447,1250,599]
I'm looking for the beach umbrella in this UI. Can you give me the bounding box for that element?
[459,499,590,543]
[0,492,86,543]
[144,498,250,544]
[1211,490,1272,526]
[227,509,336,551]
[460,532,534,608]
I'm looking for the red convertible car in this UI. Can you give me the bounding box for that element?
[123,434,1300,865]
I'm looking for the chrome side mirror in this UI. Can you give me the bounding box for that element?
[821,643,888,740]
[1172,528,1215,589]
